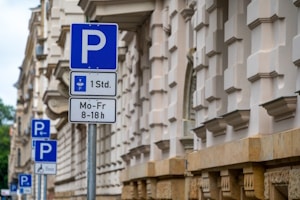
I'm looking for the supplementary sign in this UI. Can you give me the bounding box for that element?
[34,163,57,175]
[70,71,117,96]
[1,189,10,196]
[31,119,50,139]
[70,23,118,70]
[69,97,116,123]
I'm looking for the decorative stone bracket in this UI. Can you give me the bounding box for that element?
[223,110,250,131]
[204,118,227,136]
[261,96,297,122]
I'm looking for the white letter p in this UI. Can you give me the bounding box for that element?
[82,29,106,64]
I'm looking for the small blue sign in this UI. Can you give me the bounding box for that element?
[35,140,57,162]
[70,23,118,70]
[19,174,32,187]
[74,75,86,92]
[31,119,50,138]
[10,183,17,193]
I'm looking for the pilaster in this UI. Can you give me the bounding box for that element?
[247,0,297,134]
[224,0,251,113]
[204,0,228,120]
[293,0,300,94]
[149,0,168,160]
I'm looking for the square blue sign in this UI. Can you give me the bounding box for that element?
[31,119,50,139]
[35,140,57,163]
[18,174,32,187]
[70,23,118,70]
[74,75,87,92]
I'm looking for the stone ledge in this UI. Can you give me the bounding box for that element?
[121,162,155,182]
[188,129,300,172]
[121,157,185,182]
[155,157,185,177]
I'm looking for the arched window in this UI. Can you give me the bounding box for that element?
[183,60,196,136]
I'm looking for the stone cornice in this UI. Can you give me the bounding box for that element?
[78,0,155,31]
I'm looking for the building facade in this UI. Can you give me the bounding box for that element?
[9,0,300,199]
[8,4,49,199]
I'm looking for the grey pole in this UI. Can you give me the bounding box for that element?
[38,174,41,200]
[87,124,97,200]
[43,175,47,200]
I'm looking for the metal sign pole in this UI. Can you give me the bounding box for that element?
[44,174,47,200]
[87,124,97,200]
[38,174,41,200]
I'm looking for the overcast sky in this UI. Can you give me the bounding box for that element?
[0,0,40,107]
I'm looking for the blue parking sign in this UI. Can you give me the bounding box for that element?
[19,174,32,187]
[10,183,17,193]
[31,119,50,138]
[70,23,118,70]
[35,140,57,162]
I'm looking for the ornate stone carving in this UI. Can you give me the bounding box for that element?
[289,169,300,199]
[200,172,219,199]
[243,165,264,199]
[264,168,296,199]
[130,181,138,199]
[146,179,157,199]
[156,180,172,199]
[264,169,289,199]
[189,177,200,200]
[220,170,240,199]
[121,184,132,199]
[137,180,146,199]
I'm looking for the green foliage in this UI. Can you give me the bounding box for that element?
[0,99,14,126]
[0,99,14,189]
